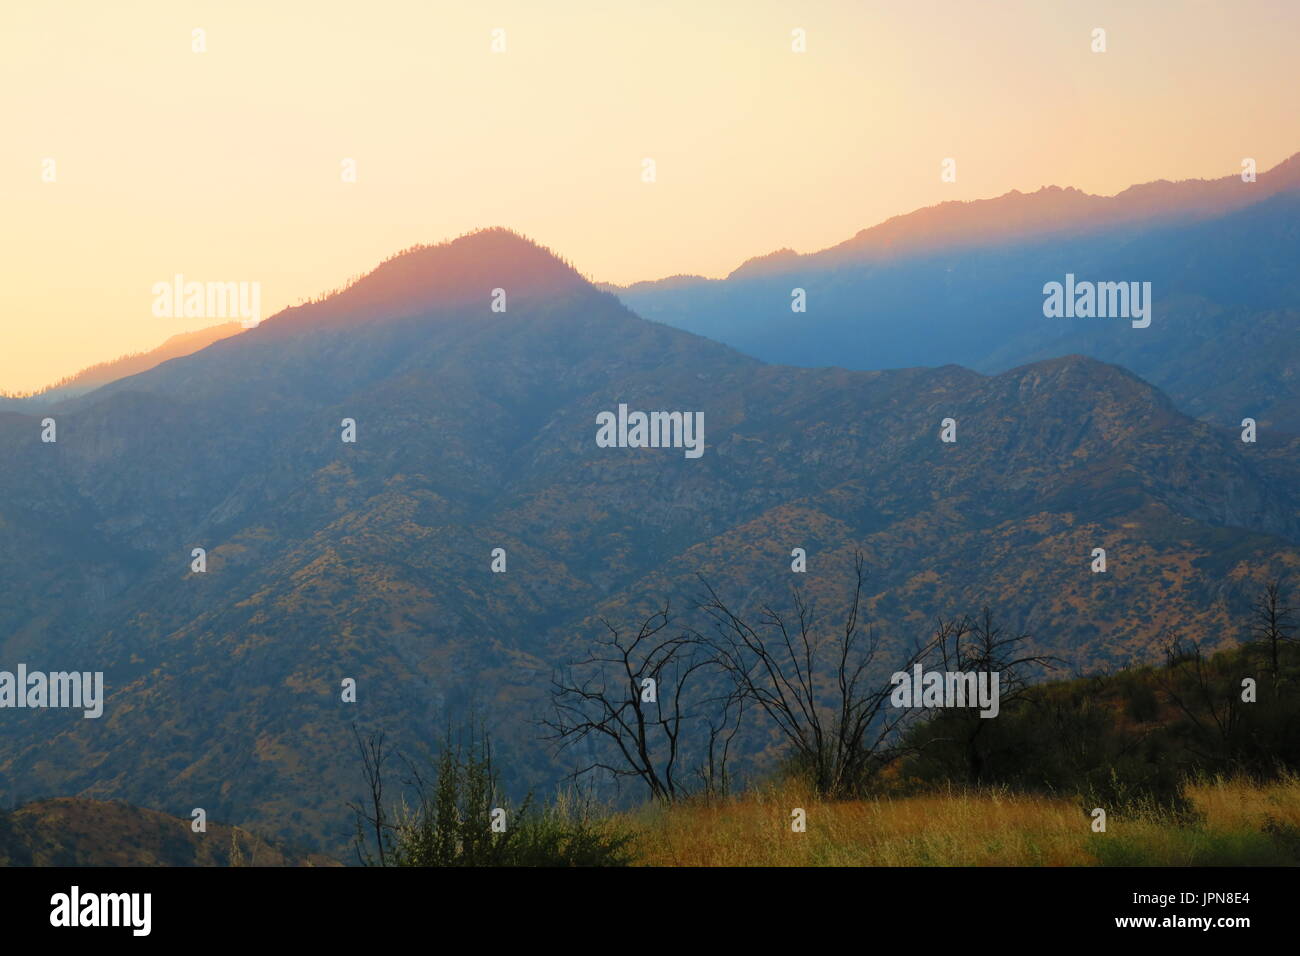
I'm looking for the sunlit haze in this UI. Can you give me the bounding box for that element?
[2,0,1297,392]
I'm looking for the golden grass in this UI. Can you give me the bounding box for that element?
[622,773,1300,867]
[1183,772,1300,831]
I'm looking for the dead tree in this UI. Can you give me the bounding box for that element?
[546,604,739,802]
[1251,580,1295,685]
[347,723,391,866]
[694,553,930,798]
[696,691,746,799]
[1158,634,1242,766]
[930,608,1061,783]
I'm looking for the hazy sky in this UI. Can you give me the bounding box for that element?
[2,0,1297,392]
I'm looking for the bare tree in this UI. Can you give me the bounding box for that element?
[930,608,1061,782]
[1158,634,1242,766]
[694,553,930,798]
[1251,579,1295,684]
[347,723,391,866]
[696,691,746,799]
[546,604,739,802]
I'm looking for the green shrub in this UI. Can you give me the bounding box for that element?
[374,730,633,867]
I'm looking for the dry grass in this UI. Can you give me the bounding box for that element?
[622,773,1300,867]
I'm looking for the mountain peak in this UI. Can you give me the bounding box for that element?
[271,227,591,331]
[727,247,800,280]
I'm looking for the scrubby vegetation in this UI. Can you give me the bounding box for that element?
[897,637,1300,813]
[350,579,1298,866]
[349,725,633,867]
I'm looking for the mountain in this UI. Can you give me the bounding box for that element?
[0,323,244,409]
[0,798,335,866]
[602,156,1300,299]
[701,152,1300,280]
[273,230,588,333]
[616,183,1300,429]
[1,229,1296,857]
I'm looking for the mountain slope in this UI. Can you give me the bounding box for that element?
[1,230,1295,857]
[0,798,335,866]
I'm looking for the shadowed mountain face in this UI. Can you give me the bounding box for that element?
[1,230,1296,856]
[615,167,1300,430]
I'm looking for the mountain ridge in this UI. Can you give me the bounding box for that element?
[609,151,1300,288]
[0,323,244,410]
[268,227,590,335]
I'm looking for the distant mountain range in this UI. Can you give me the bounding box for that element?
[615,153,1300,286]
[0,323,243,409]
[1,229,1296,856]
[612,155,1300,429]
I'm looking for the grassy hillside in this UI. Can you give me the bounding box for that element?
[354,617,1300,867]
[620,633,1300,866]
[622,775,1300,866]
[898,639,1300,807]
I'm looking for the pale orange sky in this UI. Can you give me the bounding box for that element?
[2,0,1297,393]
